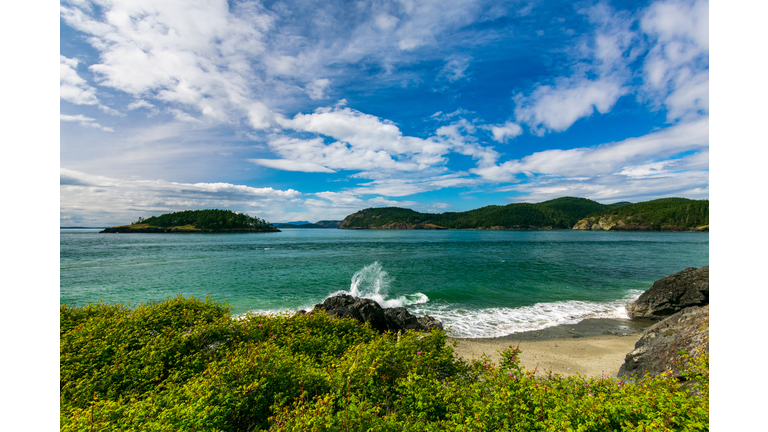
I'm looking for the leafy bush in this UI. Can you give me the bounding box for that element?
[61,297,708,431]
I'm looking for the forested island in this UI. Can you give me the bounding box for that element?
[100,209,280,233]
[339,197,709,231]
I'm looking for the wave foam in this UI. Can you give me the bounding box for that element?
[409,290,644,338]
[328,262,429,308]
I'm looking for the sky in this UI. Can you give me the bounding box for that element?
[59,0,710,226]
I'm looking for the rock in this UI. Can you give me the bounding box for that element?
[384,307,428,331]
[312,295,442,333]
[618,305,709,381]
[417,315,444,331]
[627,266,709,320]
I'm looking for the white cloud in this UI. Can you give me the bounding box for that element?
[60,114,114,132]
[60,0,276,128]
[515,80,626,135]
[60,55,99,105]
[306,78,331,100]
[487,121,523,143]
[472,117,708,181]
[250,158,336,173]
[127,99,160,115]
[502,168,709,204]
[374,13,399,30]
[60,168,301,225]
[439,56,471,82]
[61,55,124,116]
[640,0,709,121]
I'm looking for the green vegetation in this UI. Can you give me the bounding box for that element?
[343,197,616,229]
[132,209,274,230]
[584,198,709,228]
[61,297,708,431]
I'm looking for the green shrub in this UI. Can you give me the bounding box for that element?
[61,297,708,431]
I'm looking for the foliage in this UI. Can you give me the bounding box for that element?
[341,197,708,230]
[61,297,708,431]
[343,197,610,229]
[133,209,274,230]
[586,198,709,228]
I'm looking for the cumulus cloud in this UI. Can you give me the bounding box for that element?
[487,122,523,143]
[60,114,114,132]
[515,80,627,135]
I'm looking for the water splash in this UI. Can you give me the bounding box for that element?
[328,262,429,308]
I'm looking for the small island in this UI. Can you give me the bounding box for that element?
[100,209,280,233]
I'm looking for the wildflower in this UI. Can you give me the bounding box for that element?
[417,351,421,355]
[258,324,262,327]
[272,334,277,339]
[589,393,593,396]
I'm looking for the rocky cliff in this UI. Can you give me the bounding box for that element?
[618,305,709,382]
[572,215,708,231]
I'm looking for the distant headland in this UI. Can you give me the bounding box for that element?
[100,209,280,233]
[338,197,709,231]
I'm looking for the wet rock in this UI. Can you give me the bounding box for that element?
[627,266,709,320]
[312,295,443,333]
[417,315,444,331]
[618,305,709,381]
[384,307,428,331]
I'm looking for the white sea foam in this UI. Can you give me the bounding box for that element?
[328,262,429,308]
[409,290,645,338]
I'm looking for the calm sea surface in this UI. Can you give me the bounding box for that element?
[60,229,708,337]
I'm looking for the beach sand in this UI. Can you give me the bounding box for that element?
[449,317,657,378]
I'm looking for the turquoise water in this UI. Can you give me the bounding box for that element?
[60,229,708,337]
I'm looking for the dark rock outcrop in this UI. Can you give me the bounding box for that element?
[627,266,709,320]
[312,294,443,333]
[618,305,709,381]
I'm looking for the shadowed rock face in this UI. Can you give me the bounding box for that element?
[618,305,709,381]
[311,295,443,333]
[627,266,709,320]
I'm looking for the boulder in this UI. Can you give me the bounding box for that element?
[417,315,444,331]
[618,305,709,381]
[312,295,443,333]
[384,307,428,331]
[627,266,708,320]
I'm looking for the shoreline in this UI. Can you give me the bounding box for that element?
[449,317,656,378]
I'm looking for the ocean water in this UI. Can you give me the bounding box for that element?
[60,229,708,338]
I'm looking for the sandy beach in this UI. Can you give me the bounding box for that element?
[449,317,657,378]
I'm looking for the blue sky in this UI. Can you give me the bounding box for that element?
[60,0,709,226]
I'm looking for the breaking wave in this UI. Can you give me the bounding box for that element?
[408,290,645,338]
[328,262,429,308]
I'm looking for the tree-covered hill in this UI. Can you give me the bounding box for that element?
[339,197,709,231]
[573,198,709,230]
[340,197,617,229]
[100,209,279,233]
